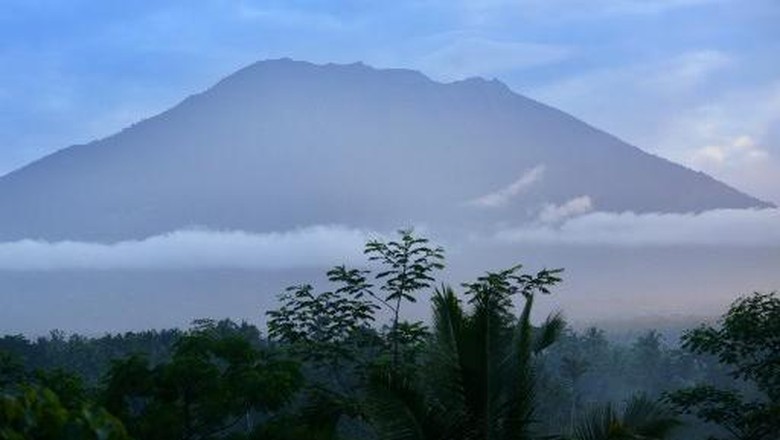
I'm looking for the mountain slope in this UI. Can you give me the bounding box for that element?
[0,58,771,241]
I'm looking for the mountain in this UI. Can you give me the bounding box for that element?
[0,58,771,242]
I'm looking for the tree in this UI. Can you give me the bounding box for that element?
[0,350,26,390]
[268,232,443,361]
[665,292,780,440]
[268,229,445,371]
[267,273,378,370]
[570,394,680,440]
[367,265,565,440]
[561,354,589,433]
[265,230,445,438]
[630,331,667,393]
[365,229,445,367]
[103,321,302,440]
[0,385,129,440]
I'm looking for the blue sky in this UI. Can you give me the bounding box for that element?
[1,0,779,202]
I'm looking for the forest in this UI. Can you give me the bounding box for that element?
[0,230,777,440]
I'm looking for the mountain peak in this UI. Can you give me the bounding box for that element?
[0,59,771,241]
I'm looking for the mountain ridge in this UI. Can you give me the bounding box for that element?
[0,58,772,242]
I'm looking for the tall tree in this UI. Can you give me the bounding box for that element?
[365,229,445,367]
[367,265,565,440]
[665,292,780,440]
[0,385,129,440]
[103,321,301,440]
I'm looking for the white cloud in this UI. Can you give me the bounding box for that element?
[496,208,780,246]
[657,81,780,204]
[415,37,570,80]
[538,196,593,223]
[659,83,780,157]
[690,135,770,167]
[467,165,545,208]
[0,226,376,271]
[529,52,780,205]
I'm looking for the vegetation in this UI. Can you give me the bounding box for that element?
[0,385,129,440]
[367,266,564,440]
[568,394,680,440]
[101,319,301,439]
[665,292,780,440]
[0,230,776,439]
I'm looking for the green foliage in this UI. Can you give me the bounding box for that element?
[387,321,430,369]
[629,331,667,392]
[266,229,445,370]
[570,394,680,440]
[0,328,182,384]
[682,292,779,399]
[367,264,565,440]
[267,283,378,366]
[264,229,446,438]
[560,354,589,433]
[366,229,445,367]
[0,385,129,440]
[365,229,445,306]
[102,322,302,440]
[0,351,25,390]
[34,368,91,410]
[665,292,780,440]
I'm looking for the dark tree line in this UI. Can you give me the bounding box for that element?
[0,230,777,439]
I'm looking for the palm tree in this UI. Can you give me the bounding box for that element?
[368,266,565,440]
[569,394,680,440]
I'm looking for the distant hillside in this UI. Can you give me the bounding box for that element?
[0,58,771,241]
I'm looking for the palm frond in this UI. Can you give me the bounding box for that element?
[428,286,470,428]
[534,311,566,354]
[571,404,620,440]
[571,395,681,440]
[366,367,435,440]
[622,395,680,439]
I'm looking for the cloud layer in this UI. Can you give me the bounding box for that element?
[538,196,594,223]
[0,226,373,271]
[496,208,780,246]
[0,207,777,271]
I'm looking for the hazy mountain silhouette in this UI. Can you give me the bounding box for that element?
[0,58,771,241]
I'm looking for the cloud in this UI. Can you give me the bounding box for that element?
[657,81,780,204]
[538,196,593,223]
[530,51,780,205]
[0,226,376,271]
[533,50,732,113]
[690,135,770,167]
[644,50,732,92]
[659,83,780,158]
[447,0,722,24]
[496,208,780,246]
[415,37,570,80]
[467,165,545,208]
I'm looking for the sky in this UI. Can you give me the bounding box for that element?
[1,0,779,204]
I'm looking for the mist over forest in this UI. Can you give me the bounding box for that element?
[1,230,777,439]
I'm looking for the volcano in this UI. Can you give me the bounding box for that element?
[0,58,770,241]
